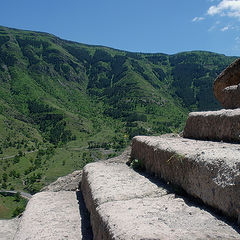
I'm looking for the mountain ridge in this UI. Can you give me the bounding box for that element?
[0,25,238,196]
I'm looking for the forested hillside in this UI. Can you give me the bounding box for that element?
[0,25,237,193]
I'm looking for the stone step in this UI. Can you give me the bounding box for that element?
[81,150,240,240]
[14,191,89,240]
[183,109,240,143]
[131,135,240,222]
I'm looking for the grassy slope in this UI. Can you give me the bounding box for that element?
[0,193,27,219]
[0,26,238,196]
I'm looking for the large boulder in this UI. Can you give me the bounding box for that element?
[213,58,240,109]
[221,84,240,109]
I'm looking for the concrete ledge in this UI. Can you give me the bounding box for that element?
[81,151,240,239]
[183,109,240,143]
[131,136,240,221]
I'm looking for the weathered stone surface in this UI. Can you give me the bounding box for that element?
[131,136,240,222]
[41,170,82,192]
[213,58,240,108]
[96,196,239,240]
[81,154,167,226]
[222,84,240,109]
[183,109,240,142]
[0,218,19,240]
[14,191,83,240]
[81,150,240,239]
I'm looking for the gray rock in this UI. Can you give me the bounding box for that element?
[0,170,84,240]
[14,191,83,240]
[81,150,240,239]
[183,109,240,143]
[221,84,240,109]
[0,218,19,240]
[41,170,82,192]
[131,136,240,222]
[81,155,167,216]
[97,195,239,240]
[213,58,240,109]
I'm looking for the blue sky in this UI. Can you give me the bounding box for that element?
[1,0,240,56]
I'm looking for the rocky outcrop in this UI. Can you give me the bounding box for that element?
[81,149,240,240]
[213,58,240,109]
[41,170,82,192]
[131,135,240,222]
[183,109,240,142]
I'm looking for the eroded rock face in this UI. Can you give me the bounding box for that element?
[183,109,240,143]
[213,58,240,109]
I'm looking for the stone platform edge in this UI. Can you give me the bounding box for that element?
[131,135,240,223]
[183,109,240,143]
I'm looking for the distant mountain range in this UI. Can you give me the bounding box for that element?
[0,25,237,193]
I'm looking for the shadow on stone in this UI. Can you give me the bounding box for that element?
[76,191,93,240]
[180,196,240,235]
[135,169,240,234]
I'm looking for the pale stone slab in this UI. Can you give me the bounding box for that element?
[131,136,240,221]
[0,218,19,240]
[81,151,240,239]
[183,109,240,143]
[14,191,82,240]
[81,159,168,222]
[95,195,239,240]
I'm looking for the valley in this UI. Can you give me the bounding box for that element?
[0,25,238,199]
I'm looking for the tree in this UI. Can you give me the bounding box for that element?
[14,192,21,202]
[13,155,20,164]
[12,206,24,217]
[18,150,23,157]
[2,173,7,182]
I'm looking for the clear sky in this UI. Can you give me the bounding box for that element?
[1,0,240,56]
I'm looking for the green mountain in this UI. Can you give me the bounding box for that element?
[0,26,237,193]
